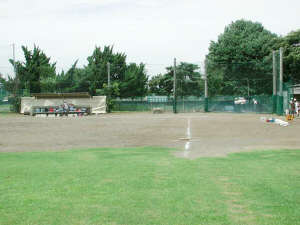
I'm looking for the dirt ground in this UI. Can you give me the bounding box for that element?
[1,112,300,158]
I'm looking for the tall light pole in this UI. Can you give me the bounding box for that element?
[272,50,277,114]
[12,43,16,76]
[203,59,208,112]
[12,43,18,96]
[279,47,283,97]
[272,51,276,96]
[276,47,284,115]
[107,62,111,88]
[173,58,177,113]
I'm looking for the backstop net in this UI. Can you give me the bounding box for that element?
[0,85,10,113]
[273,50,294,115]
[112,53,293,114]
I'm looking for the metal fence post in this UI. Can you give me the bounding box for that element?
[204,60,208,112]
[277,48,284,115]
[173,58,177,114]
[272,50,277,114]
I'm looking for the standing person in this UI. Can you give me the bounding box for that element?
[253,98,258,112]
[291,99,296,118]
[63,101,69,116]
[295,99,299,117]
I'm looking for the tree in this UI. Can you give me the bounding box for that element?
[149,74,170,96]
[55,60,82,93]
[120,63,148,98]
[149,62,203,97]
[97,82,120,112]
[206,19,278,96]
[9,45,56,94]
[84,46,127,95]
[275,29,300,82]
[175,62,203,97]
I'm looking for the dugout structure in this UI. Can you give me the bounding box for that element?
[20,93,106,115]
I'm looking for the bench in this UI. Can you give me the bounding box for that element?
[31,106,91,116]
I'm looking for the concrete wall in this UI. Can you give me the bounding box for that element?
[20,96,106,114]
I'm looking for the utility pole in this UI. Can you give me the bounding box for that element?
[247,78,250,97]
[12,43,18,96]
[272,50,277,114]
[278,47,284,115]
[272,51,277,96]
[106,62,111,113]
[173,58,177,113]
[107,62,111,88]
[204,74,208,98]
[279,47,283,96]
[12,43,16,75]
[204,59,208,112]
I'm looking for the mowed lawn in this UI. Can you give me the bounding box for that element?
[0,148,300,225]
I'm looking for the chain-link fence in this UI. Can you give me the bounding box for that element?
[272,50,295,115]
[113,97,173,112]
[0,85,11,112]
[112,95,275,114]
[1,89,292,115]
[0,86,30,113]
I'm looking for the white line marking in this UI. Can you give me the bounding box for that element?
[187,119,191,139]
[184,118,191,157]
[184,141,190,157]
[184,141,190,151]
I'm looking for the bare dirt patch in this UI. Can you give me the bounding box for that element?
[1,112,300,158]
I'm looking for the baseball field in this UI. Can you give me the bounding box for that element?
[0,112,300,224]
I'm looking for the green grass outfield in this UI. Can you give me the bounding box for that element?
[0,148,299,225]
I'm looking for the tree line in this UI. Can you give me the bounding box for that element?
[206,20,300,96]
[1,19,300,100]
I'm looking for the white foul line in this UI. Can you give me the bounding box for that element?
[184,118,191,157]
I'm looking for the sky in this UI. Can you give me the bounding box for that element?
[0,0,300,79]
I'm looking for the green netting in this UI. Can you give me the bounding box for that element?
[0,86,7,100]
[0,86,30,113]
[282,82,294,115]
[208,96,234,112]
[207,95,273,113]
[114,96,205,113]
[113,95,274,114]
[113,98,174,112]
[273,50,294,115]
[176,97,204,113]
[0,86,11,113]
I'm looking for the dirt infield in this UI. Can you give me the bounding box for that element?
[1,112,300,158]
